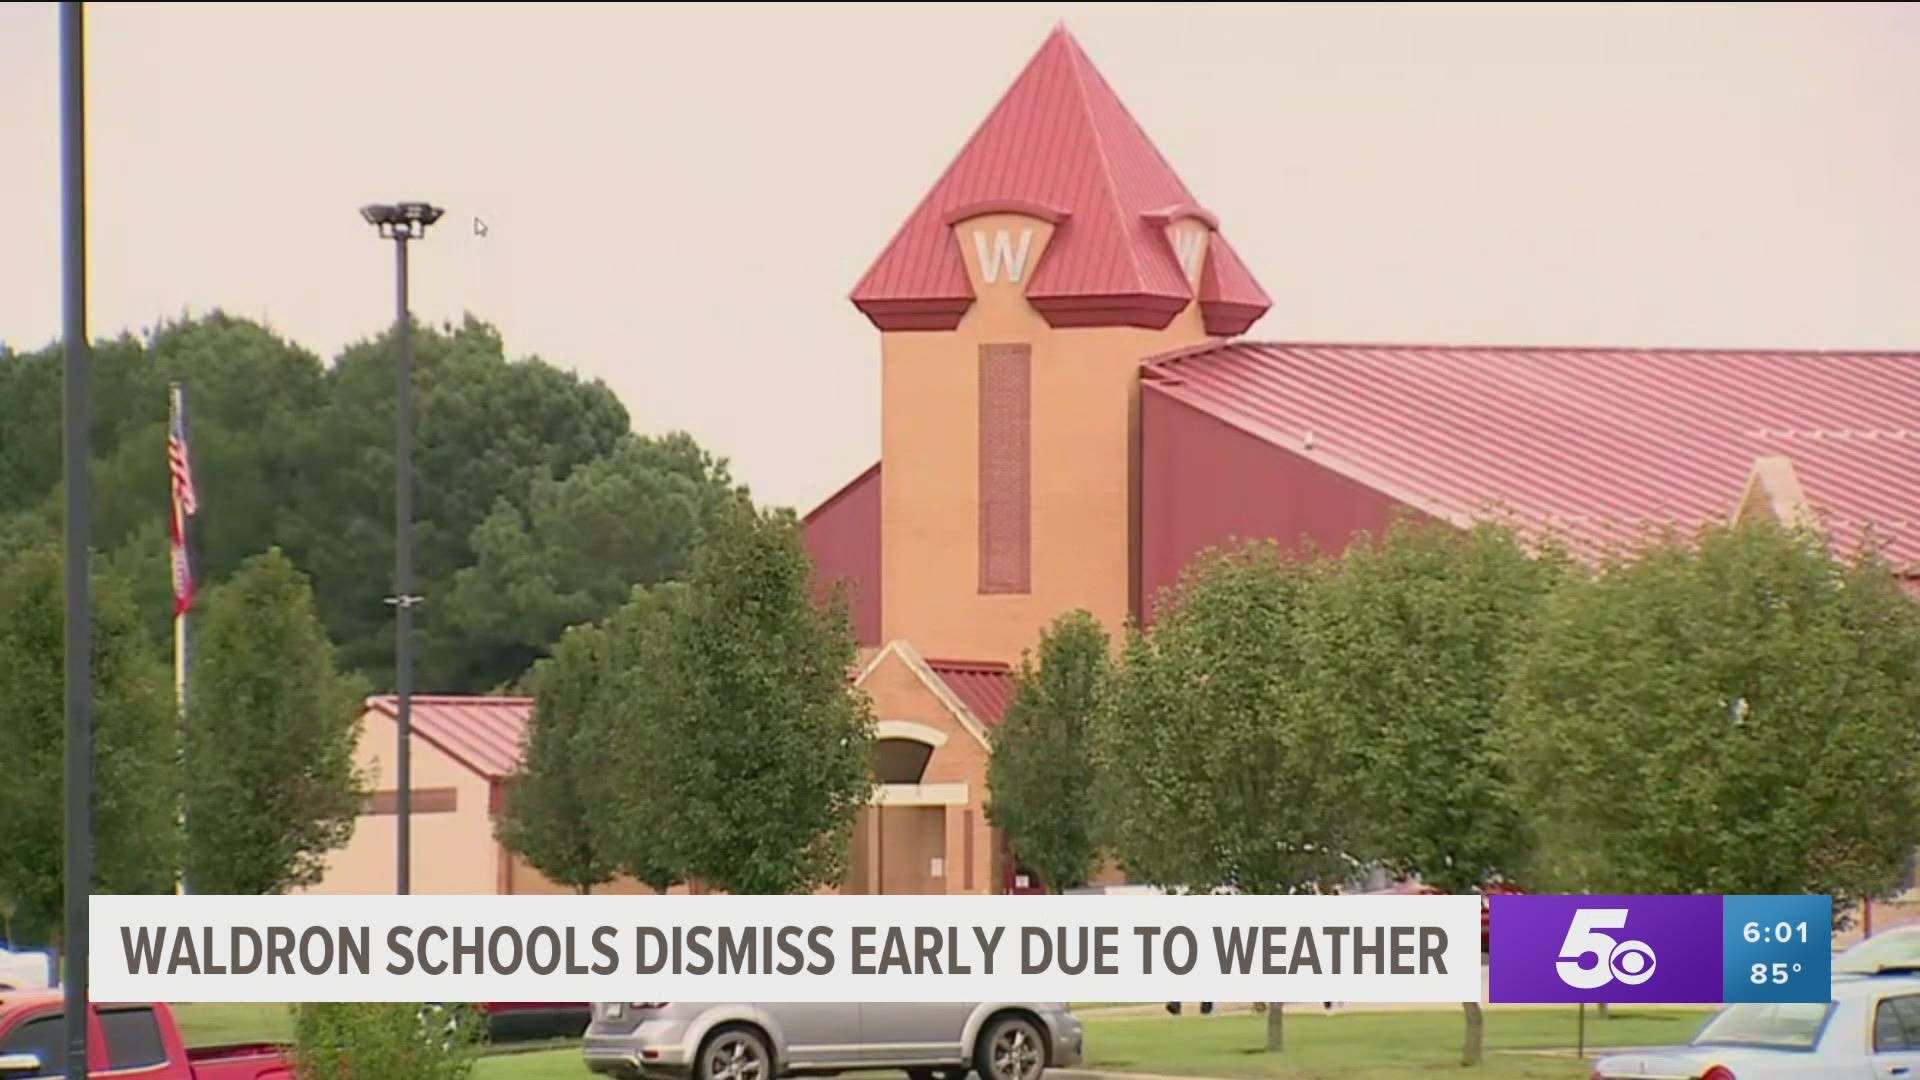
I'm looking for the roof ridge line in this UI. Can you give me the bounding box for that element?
[1221,338,1920,359]
[1061,33,1152,295]
[1140,337,1244,372]
[802,460,881,523]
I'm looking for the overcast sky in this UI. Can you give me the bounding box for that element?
[3,2,1917,511]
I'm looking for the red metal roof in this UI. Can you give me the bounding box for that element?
[850,25,1269,334]
[1141,341,1920,571]
[927,659,1016,728]
[366,695,532,782]
[802,462,882,645]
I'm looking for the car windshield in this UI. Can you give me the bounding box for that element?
[1835,931,1920,974]
[1692,1002,1833,1050]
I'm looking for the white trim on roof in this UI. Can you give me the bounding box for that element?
[855,640,995,751]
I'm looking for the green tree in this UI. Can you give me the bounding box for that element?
[1097,541,1365,1051]
[0,544,177,944]
[1504,519,1920,916]
[291,1002,483,1080]
[0,333,156,524]
[93,314,329,581]
[100,519,174,653]
[497,615,624,894]
[1301,519,1563,1065]
[987,610,1110,894]
[184,548,369,895]
[644,503,876,894]
[286,315,630,690]
[587,584,694,893]
[447,431,747,690]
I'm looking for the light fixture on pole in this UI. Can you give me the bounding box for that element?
[360,199,442,896]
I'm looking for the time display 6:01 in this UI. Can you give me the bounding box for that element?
[1743,921,1809,944]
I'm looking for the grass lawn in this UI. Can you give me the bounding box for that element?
[1082,1008,1706,1079]
[176,1003,1710,1080]
[474,1048,590,1078]
[175,1001,294,1045]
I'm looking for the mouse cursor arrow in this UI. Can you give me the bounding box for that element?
[473,217,489,238]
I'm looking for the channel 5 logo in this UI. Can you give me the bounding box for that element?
[1555,908,1656,989]
[1490,895,1723,1004]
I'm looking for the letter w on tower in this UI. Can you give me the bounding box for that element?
[973,228,1036,285]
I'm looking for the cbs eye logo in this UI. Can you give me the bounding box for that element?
[1555,908,1657,990]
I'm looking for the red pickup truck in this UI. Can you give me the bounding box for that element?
[0,992,291,1080]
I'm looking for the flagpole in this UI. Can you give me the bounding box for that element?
[170,382,189,897]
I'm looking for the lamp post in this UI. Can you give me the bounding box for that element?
[60,4,93,1079]
[360,200,442,896]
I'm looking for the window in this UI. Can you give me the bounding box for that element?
[0,1015,64,1078]
[875,739,933,785]
[1693,1001,1833,1051]
[99,1007,167,1071]
[1878,996,1920,1053]
[978,344,1032,594]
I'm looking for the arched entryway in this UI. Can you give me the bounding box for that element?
[846,721,970,894]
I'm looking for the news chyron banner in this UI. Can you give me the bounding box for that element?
[91,893,1834,1004]
[92,894,1483,1003]
[1488,894,1833,1005]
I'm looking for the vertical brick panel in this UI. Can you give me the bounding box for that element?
[963,809,976,890]
[978,344,1032,593]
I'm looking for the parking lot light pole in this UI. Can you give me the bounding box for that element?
[60,4,94,1079]
[359,200,442,895]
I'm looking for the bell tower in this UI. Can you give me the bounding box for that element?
[849,25,1271,664]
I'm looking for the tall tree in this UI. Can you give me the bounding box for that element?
[1505,519,1920,914]
[93,314,329,578]
[0,333,156,524]
[987,610,1110,894]
[1301,519,1563,1065]
[286,315,630,690]
[0,545,178,944]
[588,584,695,893]
[1097,541,1366,1051]
[643,502,876,894]
[184,548,369,895]
[497,616,624,894]
[446,431,748,691]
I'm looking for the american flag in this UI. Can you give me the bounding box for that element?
[169,385,198,617]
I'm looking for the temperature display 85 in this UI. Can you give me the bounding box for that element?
[1722,896,1831,1003]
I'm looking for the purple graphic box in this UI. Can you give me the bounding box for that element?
[1490,894,1724,1004]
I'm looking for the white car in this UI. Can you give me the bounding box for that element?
[0,947,52,991]
[1592,973,1920,1079]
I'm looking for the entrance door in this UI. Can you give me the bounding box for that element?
[877,805,946,894]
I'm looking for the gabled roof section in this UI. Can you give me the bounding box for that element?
[1141,341,1920,572]
[365,694,533,783]
[925,658,1017,729]
[854,641,1008,748]
[850,25,1270,334]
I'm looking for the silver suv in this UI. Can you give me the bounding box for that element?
[583,1002,1083,1080]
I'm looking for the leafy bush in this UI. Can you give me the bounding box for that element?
[290,1002,484,1080]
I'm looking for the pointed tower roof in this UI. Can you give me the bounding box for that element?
[850,26,1270,335]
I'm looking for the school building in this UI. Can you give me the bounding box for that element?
[306,25,1917,898]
